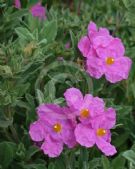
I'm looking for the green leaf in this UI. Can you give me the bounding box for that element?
[122,0,130,8]
[36,89,45,104]
[112,155,126,169]
[27,0,39,7]
[41,20,57,43]
[54,97,65,104]
[25,146,40,161]
[0,118,13,128]
[0,142,16,169]
[15,27,34,41]
[48,163,55,169]
[102,156,110,169]
[123,150,135,165]
[44,80,56,101]
[0,65,13,77]
[25,94,35,109]
[21,164,46,169]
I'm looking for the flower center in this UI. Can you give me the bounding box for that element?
[96,128,107,137]
[53,123,62,133]
[80,109,89,118]
[106,57,114,65]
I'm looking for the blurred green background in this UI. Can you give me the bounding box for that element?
[0,0,135,169]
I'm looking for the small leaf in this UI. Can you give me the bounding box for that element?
[123,150,135,165]
[41,20,57,43]
[102,156,110,169]
[0,118,13,128]
[15,27,34,41]
[0,142,17,168]
[36,89,45,104]
[112,155,126,169]
[25,146,40,161]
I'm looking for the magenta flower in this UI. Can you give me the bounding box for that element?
[14,0,21,9]
[30,2,46,20]
[78,21,132,83]
[64,87,117,156]
[29,104,76,157]
[64,87,105,124]
[75,108,117,156]
[65,42,70,49]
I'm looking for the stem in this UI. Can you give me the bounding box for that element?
[5,105,19,143]
[10,125,19,143]
[69,0,74,11]
[77,0,83,15]
[3,128,13,142]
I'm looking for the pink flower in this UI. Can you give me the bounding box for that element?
[78,21,132,83]
[65,42,70,49]
[14,0,21,9]
[29,104,76,157]
[30,2,46,20]
[75,108,117,156]
[64,87,117,156]
[64,87,105,124]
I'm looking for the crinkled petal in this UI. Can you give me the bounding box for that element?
[14,0,21,9]
[96,137,117,156]
[88,21,97,38]
[64,88,83,110]
[109,38,125,57]
[104,108,116,129]
[86,57,104,79]
[78,36,91,57]
[29,121,45,142]
[99,28,110,36]
[93,35,112,48]
[41,136,63,158]
[96,47,116,59]
[37,104,65,121]
[81,94,93,109]
[90,96,105,117]
[91,108,116,129]
[62,129,77,148]
[30,2,46,20]
[75,124,95,147]
[105,56,132,83]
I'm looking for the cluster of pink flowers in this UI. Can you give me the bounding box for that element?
[78,21,132,83]
[29,87,117,157]
[14,0,46,20]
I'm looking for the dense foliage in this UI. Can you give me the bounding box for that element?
[0,0,135,169]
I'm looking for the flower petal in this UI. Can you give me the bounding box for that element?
[109,38,125,57]
[64,88,83,110]
[62,129,77,148]
[14,0,21,9]
[41,135,63,158]
[30,2,46,20]
[104,108,116,129]
[37,104,65,121]
[29,120,45,142]
[75,124,95,147]
[78,36,91,57]
[96,137,117,156]
[91,108,116,130]
[82,94,93,109]
[99,28,110,36]
[105,56,132,83]
[93,35,112,48]
[88,21,97,38]
[86,57,104,79]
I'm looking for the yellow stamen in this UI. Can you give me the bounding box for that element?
[53,123,62,133]
[80,109,89,118]
[96,128,107,136]
[106,57,114,65]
